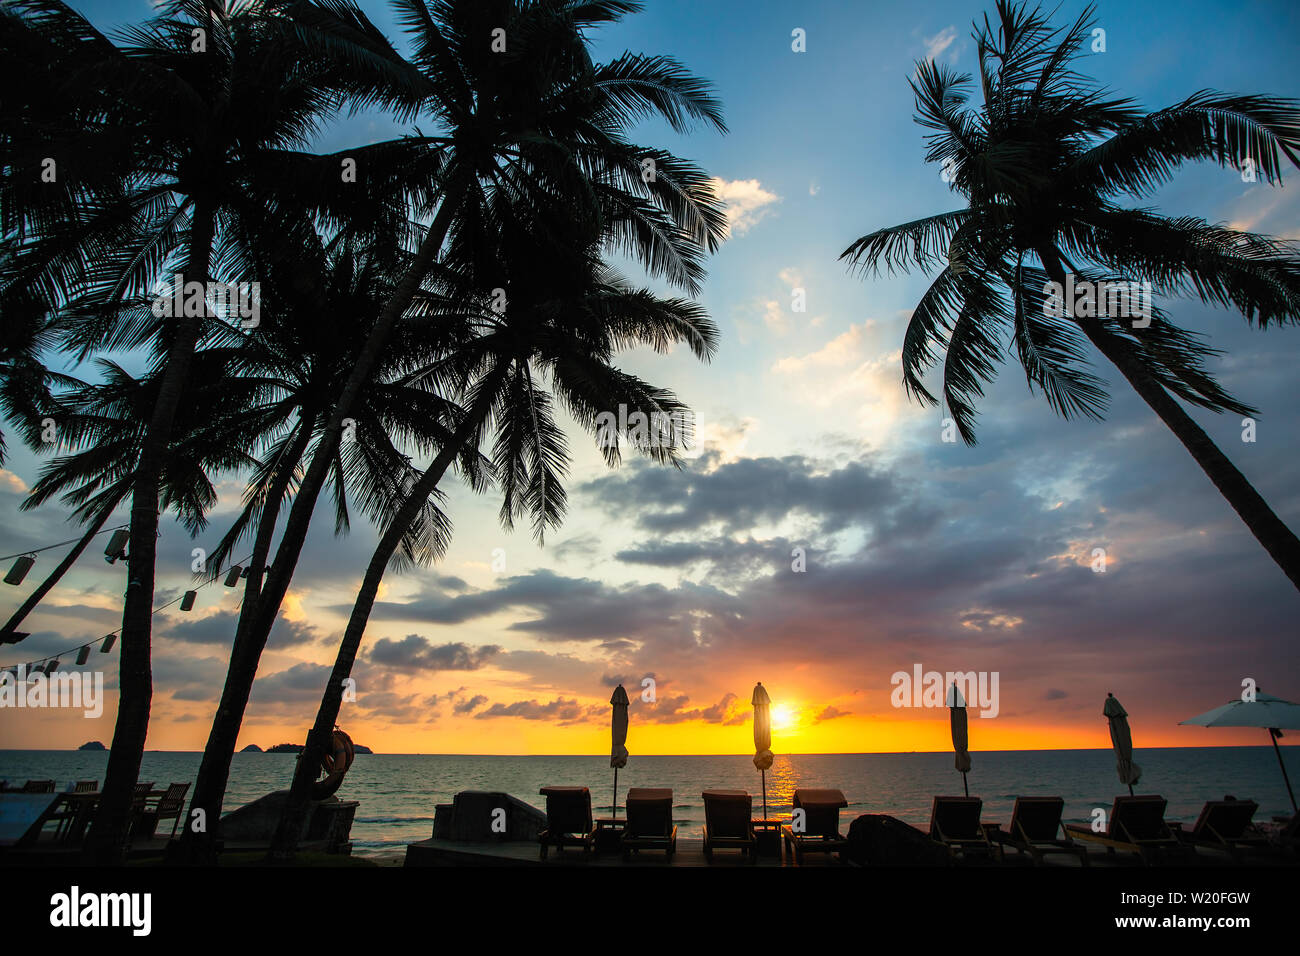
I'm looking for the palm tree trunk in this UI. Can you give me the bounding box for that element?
[174,414,316,863]
[268,404,487,858]
[233,193,463,718]
[1038,246,1300,590]
[1,508,116,635]
[84,205,215,865]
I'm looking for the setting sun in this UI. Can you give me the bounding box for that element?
[770,704,796,730]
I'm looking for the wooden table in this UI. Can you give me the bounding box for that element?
[593,816,626,853]
[752,818,784,857]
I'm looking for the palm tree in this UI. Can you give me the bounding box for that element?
[0,0,413,860]
[230,0,728,712]
[269,199,718,856]
[841,1,1300,589]
[177,236,488,862]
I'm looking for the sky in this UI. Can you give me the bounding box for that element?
[1,0,1298,756]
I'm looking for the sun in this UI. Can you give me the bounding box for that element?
[770,704,796,730]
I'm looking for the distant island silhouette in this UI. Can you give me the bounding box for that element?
[262,742,373,754]
[77,741,106,751]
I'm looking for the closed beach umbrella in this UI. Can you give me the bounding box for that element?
[610,684,629,818]
[752,682,774,819]
[1179,690,1300,812]
[949,683,972,796]
[1104,692,1141,795]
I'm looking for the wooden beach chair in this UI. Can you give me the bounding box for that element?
[782,788,849,865]
[929,796,997,861]
[537,786,595,860]
[702,789,756,863]
[49,781,99,841]
[989,797,1086,866]
[1175,798,1266,860]
[21,780,55,793]
[1063,795,1186,864]
[621,788,677,861]
[134,782,190,840]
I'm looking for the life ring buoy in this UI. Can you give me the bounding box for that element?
[309,729,355,800]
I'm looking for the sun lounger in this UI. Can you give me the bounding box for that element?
[782,788,849,864]
[621,788,677,861]
[989,796,1085,865]
[21,780,55,793]
[537,786,595,859]
[1174,798,1266,859]
[929,796,997,861]
[1064,794,1187,863]
[702,789,756,863]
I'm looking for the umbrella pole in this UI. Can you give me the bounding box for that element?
[761,769,768,821]
[613,767,619,819]
[1269,728,1298,812]
[962,771,968,798]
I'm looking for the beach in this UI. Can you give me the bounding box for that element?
[3,746,1294,864]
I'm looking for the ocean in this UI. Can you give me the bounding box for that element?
[2,747,1294,862]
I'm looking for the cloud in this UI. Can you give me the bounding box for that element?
[159,608,320,647]
[922,25,959,63]
[454,694,488,714]
[474,696,600,725]
[0,469,27,494]
[707,177,780,237]
[367,634,502,672]
[815,705,852,723]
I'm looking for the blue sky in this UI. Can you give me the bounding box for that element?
[1,1,1298,764]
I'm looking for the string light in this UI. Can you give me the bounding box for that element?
[0,552,253,675]
[0,525,129,564]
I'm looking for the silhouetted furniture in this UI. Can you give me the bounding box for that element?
[930,796,997,860]
[593,816,626,853]
[1175,798,1265,859]
[702,790,756,863]
[1064,795,1186,863]
[537,786,595,860]
[782,788,849,864]
[49,782,99,841]
[988,797,1085,866]
[134,782,190,839]
[621,788,677,861]
[22,780,55,793]
[752,817,783,856]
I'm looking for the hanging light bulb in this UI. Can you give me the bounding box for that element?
[104,529,129,564]
[4,554,36,585]
[75,646,91,666]
[44,659,59,675]
[223,565,243,587]
[180,590,197,611]
[100,634,117,653]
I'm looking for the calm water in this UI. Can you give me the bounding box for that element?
[2,747,1294,860]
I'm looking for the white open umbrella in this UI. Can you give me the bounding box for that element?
[1180,690,1300,812]
[752,682,773,820]
[1104,693,1141,795]
[610,684,629,818]
[948,683,972,796]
